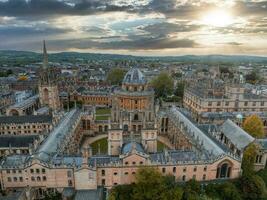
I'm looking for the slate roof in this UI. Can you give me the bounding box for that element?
[0,135,39,148]
[123,68,146,84]
[74,188,103,200]
[0,115,52,124]
[221,119,254,151]
[121,142,144,154]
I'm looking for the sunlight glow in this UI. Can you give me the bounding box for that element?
[201,10,234,27]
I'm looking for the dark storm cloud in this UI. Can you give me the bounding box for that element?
[0,26,72,36]
[47,36,198,50]
[0,0,133,18]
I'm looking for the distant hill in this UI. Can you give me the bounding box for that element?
[0,50,267,65]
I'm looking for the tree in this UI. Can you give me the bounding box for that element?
[245,71,260,84]
[242,143,259,176]
[151,72,174,98]
[243,114,265,138]
[182,179,201,200]
[239,175,266,200]
[106,68,126,85]
[174,81,185,98]
[132,167,165,200]
[109,184,134,200]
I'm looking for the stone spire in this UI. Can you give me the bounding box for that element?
[43,40,48,69]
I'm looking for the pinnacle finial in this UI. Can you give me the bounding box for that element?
[43,40,48,69]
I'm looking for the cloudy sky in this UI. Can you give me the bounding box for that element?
[0,0,266,56]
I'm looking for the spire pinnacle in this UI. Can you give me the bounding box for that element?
[43,40,48,69]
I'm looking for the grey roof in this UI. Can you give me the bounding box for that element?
[36,109,80,162]
[221,119,254,151]
[256,139,267,150]
[122,142,144,154]
[123,68,146,84]
[74,188,103,200]
[0,115,52,124]
[169,106,225,157]
[0,135,39,148]
[9,95,39,109]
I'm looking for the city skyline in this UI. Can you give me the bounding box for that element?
[0,0,267,56]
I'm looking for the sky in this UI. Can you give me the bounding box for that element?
[0,0,267,56]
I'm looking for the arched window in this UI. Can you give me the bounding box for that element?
[123,124,128,132]
[216,162,232,179]
[134,114,138,121]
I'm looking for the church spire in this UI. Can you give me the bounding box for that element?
[43,40,48,69]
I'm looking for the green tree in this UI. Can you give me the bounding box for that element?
[242,143,259,176]
[151,72,174,98]
[219,182,241,200]
[182,179,201,200]
[239,174,266,200]
[174,81,185,98]
[243,114,265,138]
[109,184,134,200]
[132,167,165,200]
[106,68,126,85]
[245,71,260,84]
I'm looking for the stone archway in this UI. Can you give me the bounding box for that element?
[216,160,233,179]
[8,109,19,116]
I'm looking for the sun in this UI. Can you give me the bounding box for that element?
[201,10,234,27]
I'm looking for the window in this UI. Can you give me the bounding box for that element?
[253,102,256,106]
[140,161,143,165]
[125,172,128,175]
[18,170,22,173]
[67,170,72,177]
[183,167,187,172]
[13,177,17,182]
[19,177,23,182]
[182,175,186,181]
[12,169,16,173]
[36,169,40,174]
[261,102,264,106]
[132,172,136,175]
[30,169,34,173]
[203,174,206,180]
[68,180,73,187]
[204,166,207,172]
[162,168,166,173]
[31,177,35,181]
[101,170,105,176]
[37,176,41,182]
[173,167,176,173]
[43,176,47,181]
[6,170,10,174]
[114,182,118,185]
[244,101,248,106]
[225,102,229,106]
[42,168,46,174]
[125,162,129,165]
[132,162,136,165]
[208,102,212,106]
[217,102,221,106]
[114,172,118,176]
[102,179,105,185]
[193,167,197,172]
[7,177,11,182]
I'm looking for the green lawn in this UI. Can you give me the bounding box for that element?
[95,115,109,120]
[157,141,169,152]
[90,138,108,155]
[96,108,111,115]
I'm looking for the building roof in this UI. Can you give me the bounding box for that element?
[221,119,254,151]
[0,115,52,124]
[169,106,225,157]
[35,109,80,162]
[123,68,146,84]
[121,142,144,154]
[0,135,39,148]
[8,95,38,109]
[74,188,103,200]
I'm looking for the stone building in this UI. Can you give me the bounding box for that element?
[38,41,61,111]
[108,68,157,155]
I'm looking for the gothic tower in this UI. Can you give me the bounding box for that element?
[38,40,61,111]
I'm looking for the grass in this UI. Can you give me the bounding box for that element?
[157,141,169,152]
[96,108,111,115]
[95,115,109,120]
[90,138,108,155]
